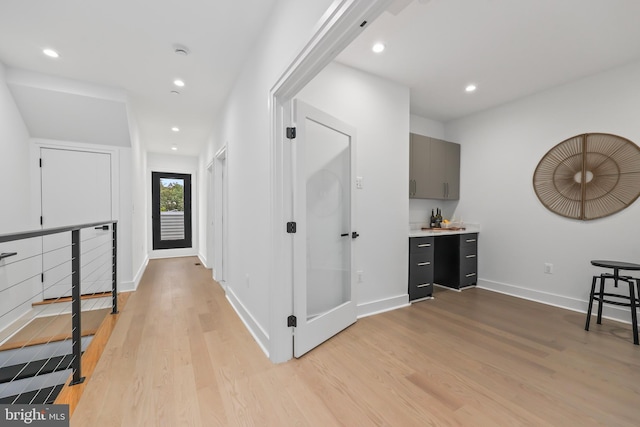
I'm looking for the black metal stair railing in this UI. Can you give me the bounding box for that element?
[0,221,118,404]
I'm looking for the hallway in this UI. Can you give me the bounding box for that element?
[71,257,640,426]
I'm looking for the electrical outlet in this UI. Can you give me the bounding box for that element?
[356,176,363,189]
[357,270,363,283]
[544,263,553,274]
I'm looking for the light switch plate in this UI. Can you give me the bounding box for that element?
[356,176,363,189]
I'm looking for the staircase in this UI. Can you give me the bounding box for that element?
[0,336,92,404]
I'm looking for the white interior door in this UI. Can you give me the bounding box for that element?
[40,148,113,299]
[293,100,357,357]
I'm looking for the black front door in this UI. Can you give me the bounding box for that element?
[152,171,192,250]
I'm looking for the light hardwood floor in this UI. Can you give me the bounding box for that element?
[72,257,640,426]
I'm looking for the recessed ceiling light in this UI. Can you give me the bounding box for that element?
[171,127,180,132]
[171,146,178,151]
[372,43,385,53]
[174,79,185,87]
[43,49,59,58]
[465,84,477,92]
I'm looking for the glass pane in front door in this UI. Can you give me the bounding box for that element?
[159,177,185,240]
[305,118,351,320]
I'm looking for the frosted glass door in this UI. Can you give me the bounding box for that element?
[293,100,357,357]
[305,118,351,319]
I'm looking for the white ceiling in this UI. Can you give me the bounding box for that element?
[2,0,640,155]
[0,0,278,156]
[337,0,640,122]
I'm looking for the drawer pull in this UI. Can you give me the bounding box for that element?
[417,262,431,266]
[465,254,476,258]
[417,283,431,288]
[417,243,431,248]
[465,239,477,243]
[465,273,477,278]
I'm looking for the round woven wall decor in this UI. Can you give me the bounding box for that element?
[533,133,640,220]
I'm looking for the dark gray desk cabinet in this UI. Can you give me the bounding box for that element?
[409,233,478,301]
[408,236,434,301]
[434,233,478,289]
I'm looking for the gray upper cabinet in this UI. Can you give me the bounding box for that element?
[409,133,460,200]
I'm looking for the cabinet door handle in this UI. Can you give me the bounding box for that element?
[417,243,431,248]
[417,262,431,266]
[413,180,417,195]
[0,252,18,261]
[465,273,477,277]
[465,239,477,243]
[417,283,431,288]
[465,254,476,258]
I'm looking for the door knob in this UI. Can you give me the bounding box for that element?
[340,233,349,237]
[352,232,360,239]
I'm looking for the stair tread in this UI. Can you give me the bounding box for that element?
[0,354,75,384]
[0,384,64,405]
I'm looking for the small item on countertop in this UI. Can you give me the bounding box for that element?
[435,208,442,228]
[430,209,436,228]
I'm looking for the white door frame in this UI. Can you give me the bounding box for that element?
[213,145,228,286]
[206,160,214,271]
[267,0,391,363]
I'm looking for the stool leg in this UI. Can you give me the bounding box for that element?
[630,279,639,345]
[585,275,598,331]
[597,274,605,324]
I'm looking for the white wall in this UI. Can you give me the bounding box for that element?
[198,0,337,357]
[147,152,199,259]
[0,62,33,234]
[298,62,410,313]
[0,61,39,333]
[127,109,149,289]
[445,60,640,322]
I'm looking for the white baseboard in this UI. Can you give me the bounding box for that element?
[197,253,211,269]
[225,286,270,358]
[358,294,410,319]
[148,248,198,259]
[120,255,149,292]
[477,278,633,325]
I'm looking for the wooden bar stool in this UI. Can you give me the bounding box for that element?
[585,260,640,345]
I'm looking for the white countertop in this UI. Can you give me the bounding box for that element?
[409,224,480,238]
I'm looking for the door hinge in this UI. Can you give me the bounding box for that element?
[286,222,296,233]
[286,127,296,139]
[287,315,297,327]
[40,216,43,225]
[41,273,44,283]
[39,158,42,167]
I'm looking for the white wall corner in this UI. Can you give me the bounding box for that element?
[197,253,211,269]
[225,286,270,358]
[357,294,410,319]
[120,255,149,292]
